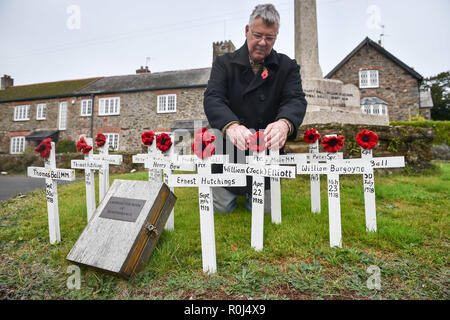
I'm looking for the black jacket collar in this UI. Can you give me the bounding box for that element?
[231,41,280,69]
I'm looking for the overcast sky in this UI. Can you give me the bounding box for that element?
[0,0,448,86]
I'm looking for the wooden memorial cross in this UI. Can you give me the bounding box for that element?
[169,126,246,274]
[71,138,105,221]
[296,135,370,248]
[132,132,160,182]
[27,140,75,244]
[91,136,123,202]
[148,132,195,231]
[225,131,296,251]
[355,130,405,232]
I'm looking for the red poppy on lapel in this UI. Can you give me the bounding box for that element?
[356,129,378,150]
[261,67,269,79]
[303,129,321,144]
[249,131,266,152]
[141,131,155,146]
[35,138,52,159]
[321,135,345,153]
[156,133,172,153]
[95,133,107,147]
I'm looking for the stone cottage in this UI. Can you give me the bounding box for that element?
[325,37,432,121]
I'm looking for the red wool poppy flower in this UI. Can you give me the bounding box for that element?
[356,129,378,150]
[141,131,155,146]
[303,129,321,144]
[76,137,93,154]
[193,127,215,144]
[321,135,345,153]
[156,133,172,153]
[95,133,107,147]
[249,131,266,152]
[261,68,269,79]
[192,127,216,159]
[35,138,52,159]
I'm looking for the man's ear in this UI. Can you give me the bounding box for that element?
[245,24,249,36]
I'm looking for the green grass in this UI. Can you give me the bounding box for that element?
[0,163,448,300]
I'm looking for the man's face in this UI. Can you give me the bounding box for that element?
[245,17,278,63]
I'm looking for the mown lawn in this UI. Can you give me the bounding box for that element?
[0,162,448,300]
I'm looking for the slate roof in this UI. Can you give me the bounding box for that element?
[0,77,102,103]
[325,37,424,82]
[76,67,211,95]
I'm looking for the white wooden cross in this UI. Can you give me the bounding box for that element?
[27,141,75,244]
[71,138,105,222]
[224,152,296,251]
[147,132,195,231]
[169,154,246,274]
[360,148,405,232]
[297,158,371,248]
[132,139,160,182]
[92,144,123,202]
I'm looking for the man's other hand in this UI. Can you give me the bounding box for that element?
[264,120,290,150]
[226,123,252,150]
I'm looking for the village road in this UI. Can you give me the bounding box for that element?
[0,175,78,203]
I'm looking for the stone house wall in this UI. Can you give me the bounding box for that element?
[328,45,422,121]
[0,87,207,154]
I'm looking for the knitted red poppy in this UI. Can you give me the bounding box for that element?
[249,131,266,152]
[322,135,345,153]
[261,67,269,79]
[192,127,216,159]
[76,137,92,154]
[156,133,172,153]
[35,138,52,159]
[303,129,321,144]
[356,129,378,150]
[95,133,107,147]
[141,131,155,146]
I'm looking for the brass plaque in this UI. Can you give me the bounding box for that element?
[99,197,146,222]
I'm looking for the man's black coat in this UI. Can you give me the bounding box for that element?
[203,41,308,195]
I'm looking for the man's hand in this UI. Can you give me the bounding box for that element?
[264,119,290,150]
[226,123,252,150]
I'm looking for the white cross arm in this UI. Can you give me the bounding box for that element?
[27,167,75,181]
[223,163,296,178]
[370,156,405,169]
[168,174,246,187]
[71,159,105,170]
[132,154,148,164]
[329,159,372,175]
[175,155,229,165]
[145,158,196,171]
[91,154,123,165]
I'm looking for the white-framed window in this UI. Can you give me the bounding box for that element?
[81,99,92,116]
[14,105,30,121]
[104,133,119,151]
[99,97,120,116]
[59,101,68,130]
[157,94,177,113]
[359,69,379,88]
[36,103,47,120]
[10,136,26,154]
[361,104,387,116]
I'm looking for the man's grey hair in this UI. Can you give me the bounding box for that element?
[249,4,280,30]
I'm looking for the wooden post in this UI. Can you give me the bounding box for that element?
[169,154,246,274]
[93,146,123,203]
[309,140,321,213]
[27,142,75,244]
[71,138,104,222]
[269,149,282,224]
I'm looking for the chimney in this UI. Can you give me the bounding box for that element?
[1,75,14,90]
[136,66,151,74]
[212,40,236,63]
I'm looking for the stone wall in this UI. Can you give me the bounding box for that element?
[287,123,435,170]
[0,87,207,154]
[328,45,422,121]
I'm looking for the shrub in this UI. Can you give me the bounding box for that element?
[56,139,76,153]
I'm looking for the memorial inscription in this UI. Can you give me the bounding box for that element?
[99,197,146,222]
